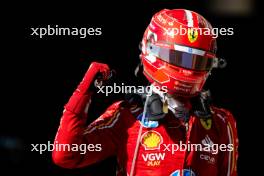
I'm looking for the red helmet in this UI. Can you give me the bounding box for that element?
[140,9,219,97]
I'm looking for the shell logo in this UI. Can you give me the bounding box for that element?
[141,130,163,150]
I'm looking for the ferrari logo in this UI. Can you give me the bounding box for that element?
[188,28,198,43]
[200,118,212,130]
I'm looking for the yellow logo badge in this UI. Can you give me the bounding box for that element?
[141,130,163,150]
[200,118,212,130]
[188,28,198,43]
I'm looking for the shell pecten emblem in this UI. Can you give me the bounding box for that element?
[141,130,163,150]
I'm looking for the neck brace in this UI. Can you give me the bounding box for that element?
[151,85,191,121]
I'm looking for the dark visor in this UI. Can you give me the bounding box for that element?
[147,43,215,71]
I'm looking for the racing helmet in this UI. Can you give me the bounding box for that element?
[140,9,221,97]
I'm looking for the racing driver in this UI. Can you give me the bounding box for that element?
[52,9,238,176]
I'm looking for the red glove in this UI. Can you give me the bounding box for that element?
[65,62,110,115]
[77,62,110,94]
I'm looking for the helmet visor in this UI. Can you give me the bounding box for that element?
[147,43,215,71]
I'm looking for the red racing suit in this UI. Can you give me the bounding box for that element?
[52,63,238,176]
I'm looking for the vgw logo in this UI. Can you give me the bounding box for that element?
[141,130,165,167]
[142,153,166,166]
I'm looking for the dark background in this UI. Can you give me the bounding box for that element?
[2,0,260,175]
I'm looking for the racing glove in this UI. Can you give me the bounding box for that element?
[65,62,110,115]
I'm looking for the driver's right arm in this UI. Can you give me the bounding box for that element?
[52,62,121,168]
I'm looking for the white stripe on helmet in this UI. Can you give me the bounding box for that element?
[185,10,194,27]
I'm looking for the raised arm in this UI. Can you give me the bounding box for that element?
[52,62,120,168]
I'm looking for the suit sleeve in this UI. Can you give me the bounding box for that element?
[52,90,123,168]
